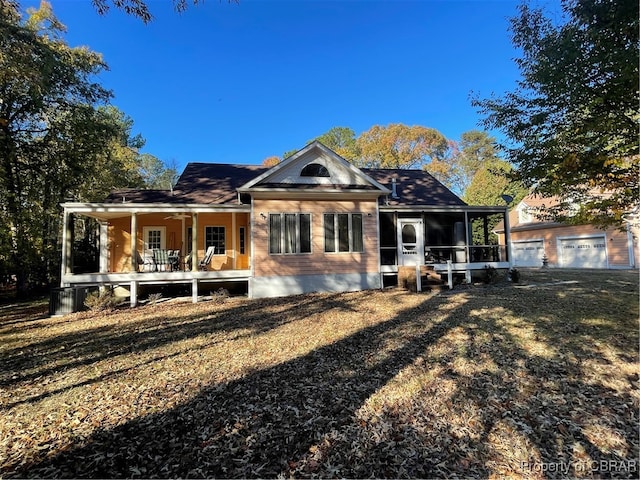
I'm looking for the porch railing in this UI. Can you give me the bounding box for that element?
[380,245,508,266]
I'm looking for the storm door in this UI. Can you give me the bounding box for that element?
[398,218,424,266]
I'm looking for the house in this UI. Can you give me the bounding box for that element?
[60,141,512,306]
[494,193,639,269]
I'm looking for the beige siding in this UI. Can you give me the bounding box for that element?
[509,224,635,268]
[253,199,379,278]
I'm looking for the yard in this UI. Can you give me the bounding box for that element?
[0,269,638,478]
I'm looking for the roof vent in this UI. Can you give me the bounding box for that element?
[391,177,399,199]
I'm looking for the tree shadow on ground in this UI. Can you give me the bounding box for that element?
[5,272,639,478]
[0,292,360,389]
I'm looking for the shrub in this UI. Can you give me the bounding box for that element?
[84,289,120,312]
[483,265,499,284]
[147,292,162,305]
[508,267,521,283]
[210,287,230,304]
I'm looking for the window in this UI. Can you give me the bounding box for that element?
[300,163,330,177]
[324,213,363,253]
[269,213,311,254]
[143,226,166,250]
[205,226,225,255]
[518,204,533,224]
[239,227,246,255]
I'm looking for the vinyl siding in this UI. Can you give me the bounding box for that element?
[508,224,635,268]
[252,199,379,278]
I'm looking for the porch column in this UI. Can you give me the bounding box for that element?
[483,216,489,246]
[504,207,513,267]
[232,212,237,270]
[192,278,199,303]
[464,210,470,263]
[99,221,108,273]
[130,280,138,308]
[130,213,138,272]
[60,208,72,287]
[191,212,198,272]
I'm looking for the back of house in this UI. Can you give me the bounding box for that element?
[59,141,512,307]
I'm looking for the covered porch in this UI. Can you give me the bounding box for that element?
[60,202,252,306]
[378,205,512,283]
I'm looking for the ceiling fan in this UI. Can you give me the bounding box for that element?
[163,213,191,220]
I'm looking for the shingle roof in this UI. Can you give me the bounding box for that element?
[104,164,269,205]
[104,163,465,207]
[364,168,466,206]
[174,163,268,204]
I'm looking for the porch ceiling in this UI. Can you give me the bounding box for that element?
[62,202,251,221]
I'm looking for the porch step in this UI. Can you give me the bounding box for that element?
[398,265,448,292]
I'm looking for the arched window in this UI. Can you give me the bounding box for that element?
[300,163,330,177]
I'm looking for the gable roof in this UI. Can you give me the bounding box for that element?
[240,141,390,194]
[493,193,563,233]
[103,142,466,207]
[104,162,465,207]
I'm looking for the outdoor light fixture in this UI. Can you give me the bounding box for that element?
[260,212,266,219]
[501,194,514,205]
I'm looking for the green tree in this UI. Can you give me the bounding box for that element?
[456,130,499,195]
[464,159,527,246]
[314,127,360,161]
[355,123,449,170]
[91,0,204,23]
[0,1,143,296]
[137,153,179,189]
[473,0,639,228]
[463,159,527,207]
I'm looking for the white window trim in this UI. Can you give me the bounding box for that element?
[142,226,166,251]
[517,204,533,224]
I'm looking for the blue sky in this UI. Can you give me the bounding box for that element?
[44,0,524,170]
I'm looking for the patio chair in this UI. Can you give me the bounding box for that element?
[139,250,156,272]
[183,251,193,271]
[153,249,170,272]
[198,246,215,271]
[168,250,181,271]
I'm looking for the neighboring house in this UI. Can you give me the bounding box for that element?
[494,193,639,269]
[60,141,511,305]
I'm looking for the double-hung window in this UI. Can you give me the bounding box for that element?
[269,213,311,254]
[324,213,363,253]
[205,226,226,255]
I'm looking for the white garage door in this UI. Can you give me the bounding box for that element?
[512,240,544,267]
[559,236,607,268]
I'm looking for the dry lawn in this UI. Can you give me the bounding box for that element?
[0,269,638,478]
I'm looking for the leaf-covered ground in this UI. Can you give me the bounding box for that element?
[0,269,638,478]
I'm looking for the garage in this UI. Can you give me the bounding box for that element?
[559,236,607,268]
[512,240,544,267]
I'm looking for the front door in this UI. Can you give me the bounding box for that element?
[398,218,424,266]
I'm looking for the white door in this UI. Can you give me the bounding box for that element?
[559,236,607,268]
[142,226,166,251]
[398,219,424,266]
[512,240,544,267]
